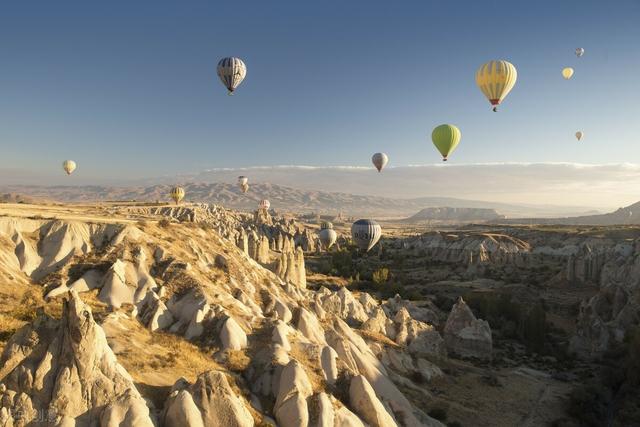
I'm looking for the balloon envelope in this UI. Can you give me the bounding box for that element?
[238,176,248,186]
[259,199,271,210]
[371,153,389,172]
[170,187,185,204]
[431,124,461,161]
[217,57,247,94]
[351,219,382,252]
[562,67,574,79]
[62,160,77,175]
[240,183,249,193]
[475,60,517,110]
[575,131,584,141]
[575,48,585,57]
[319,229,338,249]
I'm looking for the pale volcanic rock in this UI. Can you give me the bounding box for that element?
[393,308,445,357]
[0,290,154,427]
[316,287,368,324]
[349,375,398,427]
[444,297,493,360]
[320,345,339,385]
[296,308,326,345]
[163,371,254,427]
[220,316,248,351]
[274,360,313,427]
[137,290,175,331]
[314,392,335,427]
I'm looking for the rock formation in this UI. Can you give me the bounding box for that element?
[443,297,492,360]
[0,290,154,427]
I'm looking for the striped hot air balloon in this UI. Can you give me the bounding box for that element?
[170,186,185,205]
[62,160,77,175]
[371,153,389,172]
[320,221,334,230]
[351,219,382,252]
[259,199,270,211]
[217,57,247,95]
[475,60,518,111]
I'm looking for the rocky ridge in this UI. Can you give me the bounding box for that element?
[0,203,462,426]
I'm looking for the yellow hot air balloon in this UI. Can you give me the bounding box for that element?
[575,131,584,141]
[431,124,461,161]
[170,186,185,205]
[562,67,574,80]
[62,160,77,175]
[475,60,517,112]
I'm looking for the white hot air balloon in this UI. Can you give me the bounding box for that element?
[351,219,382,252]
[62,160,77,175]
[575,48,585,58]
[238,176,249,193]
[319,226,338,250]
[371,153,389,172]
[217,57,247,95]
[575,131,584,141]
[259,199,270,211]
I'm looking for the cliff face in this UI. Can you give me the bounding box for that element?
[394,232,531,269]
[569,240,640,357]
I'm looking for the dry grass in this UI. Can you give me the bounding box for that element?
[226,349,251,372]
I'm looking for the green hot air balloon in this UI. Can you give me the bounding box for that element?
[431,124,461,161]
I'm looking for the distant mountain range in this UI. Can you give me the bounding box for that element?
[404,207,504,223]
[0,183,604,218]
[494,201,640,226]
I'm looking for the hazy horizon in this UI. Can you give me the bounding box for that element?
[3,162,640,212]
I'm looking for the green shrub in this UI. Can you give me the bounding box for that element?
[372,267,389,286]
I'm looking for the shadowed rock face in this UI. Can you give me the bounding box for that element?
[0,290,154,427]
[570,240,640,357]
[444,297,493,360]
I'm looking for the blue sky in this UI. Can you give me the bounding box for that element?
[1,0,639,181]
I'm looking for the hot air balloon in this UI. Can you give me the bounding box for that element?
[575,48,585,58]
[575,131,584,141]
[351,219,382,252]
[319,226,338,250]
[475,60,517,111]
[562,67,574,79]
[431,124,461,161]
[217,57,247,95]
[259,199,270,211]
[238,176,249,193]
[62,160,77,175]
[371,153,389,172]
[170,187,185,205]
